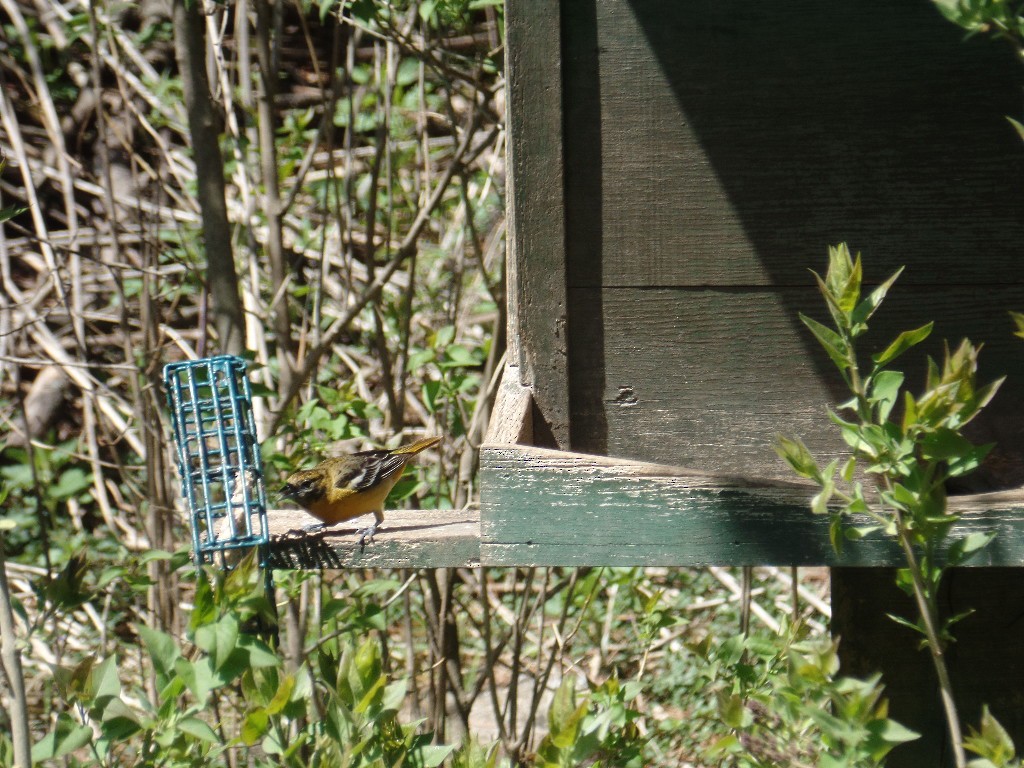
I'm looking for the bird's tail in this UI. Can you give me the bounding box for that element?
[392,436,442,456]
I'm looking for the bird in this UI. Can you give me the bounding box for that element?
[279,436,441,547]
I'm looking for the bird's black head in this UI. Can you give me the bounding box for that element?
[279,472,324,507]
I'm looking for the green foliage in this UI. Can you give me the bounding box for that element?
[535,676,645,768]
[930,0,1024,143]
[932,0,1024,44]
[777,244,1001,573]
[29,551,475,768]
[689,629,917,767]
[778,244,1016,765]
[965,706,1021,768]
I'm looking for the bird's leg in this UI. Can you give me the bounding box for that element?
[357,510,385,549]
[286,521,330,536]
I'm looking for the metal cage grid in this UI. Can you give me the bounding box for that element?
[163,355,269,565]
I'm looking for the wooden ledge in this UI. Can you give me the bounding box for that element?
[265,507,480,568]
[478,366,1024,567]
[479,442,1024,567]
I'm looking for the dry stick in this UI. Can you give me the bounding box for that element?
[0,62,67,317]
[707,567,781,634]
[740,565,753,636]
[0,0,81,260]
[85,0,147,563]
[172,0,245,355]
[267,116,496,434]
[0,542,31,768]
[0,151,201,225]
[207,6,257,230]
[224,1,277,428]
[59,0,184,126]
[390,43,430,425]
[520,568,576,754]
[3,286,143,455]
[254,0,294,388]
[359,120,402,428]
[303,16,346,370]
[505,567,533,761]
[478,570,511,744]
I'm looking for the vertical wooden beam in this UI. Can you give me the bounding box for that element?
[505,0,570,448]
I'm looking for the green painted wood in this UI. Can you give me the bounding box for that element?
[479,445,1024,567]
[506,0,570,447]
[266,507,480,568]
[561,0,1024,289]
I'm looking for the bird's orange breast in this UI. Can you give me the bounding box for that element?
[304,478,396,525]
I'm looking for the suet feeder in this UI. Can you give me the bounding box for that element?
[163,355,269,567]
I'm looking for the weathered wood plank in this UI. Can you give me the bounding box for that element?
[568,285,1024,487]
[483,365,533,446]
[479,444,1024,567]
[505,0,570,447]
[265,507,480,568]
[561,0,1024,289]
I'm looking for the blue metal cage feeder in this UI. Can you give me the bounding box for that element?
[163,355,269,566]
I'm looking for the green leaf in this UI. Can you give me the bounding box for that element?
[867,717,920,748]
[947,532,996,566]
[870,370,904,422]
[0,204,27,223]
[175,656,216,706]
[241,709,270,746]
[840,455,857,482]
[548,678,587,748]
[829,515,844,555]
[194,615,240,671]
[238,634,281,669]
[136,625,181,683]
[1007,117,1024,144]
[32,712,93,761]
[433,325,456,349]
[51,468,93,500]
[775,435,820,481]
[265,674,296,716]
[845,525,883,540]
[800,314,850,370]
[811,468,835,515]
[176,716,220,743]
[716,691,753,729]
[1010,310,1024,341]
[964,705,1016,764]
[947,442,995,478]
[411,744,458,767]
[89,656,121,701]
[851,266,904,330]
[873,322,934,366]
[99,697,143,741]
[886,613,925,636]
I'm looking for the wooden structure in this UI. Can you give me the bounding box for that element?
[477,1,1024,765]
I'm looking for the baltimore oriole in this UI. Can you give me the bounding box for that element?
[279,436,441,546]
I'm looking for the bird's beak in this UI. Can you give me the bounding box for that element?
[279,483,296,501]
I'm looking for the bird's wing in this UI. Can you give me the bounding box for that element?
[342,449,411,492]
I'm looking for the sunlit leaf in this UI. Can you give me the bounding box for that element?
[872,322,934,367]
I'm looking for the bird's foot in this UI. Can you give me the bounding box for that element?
[356,522,378,550]
[285,522,327,537]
